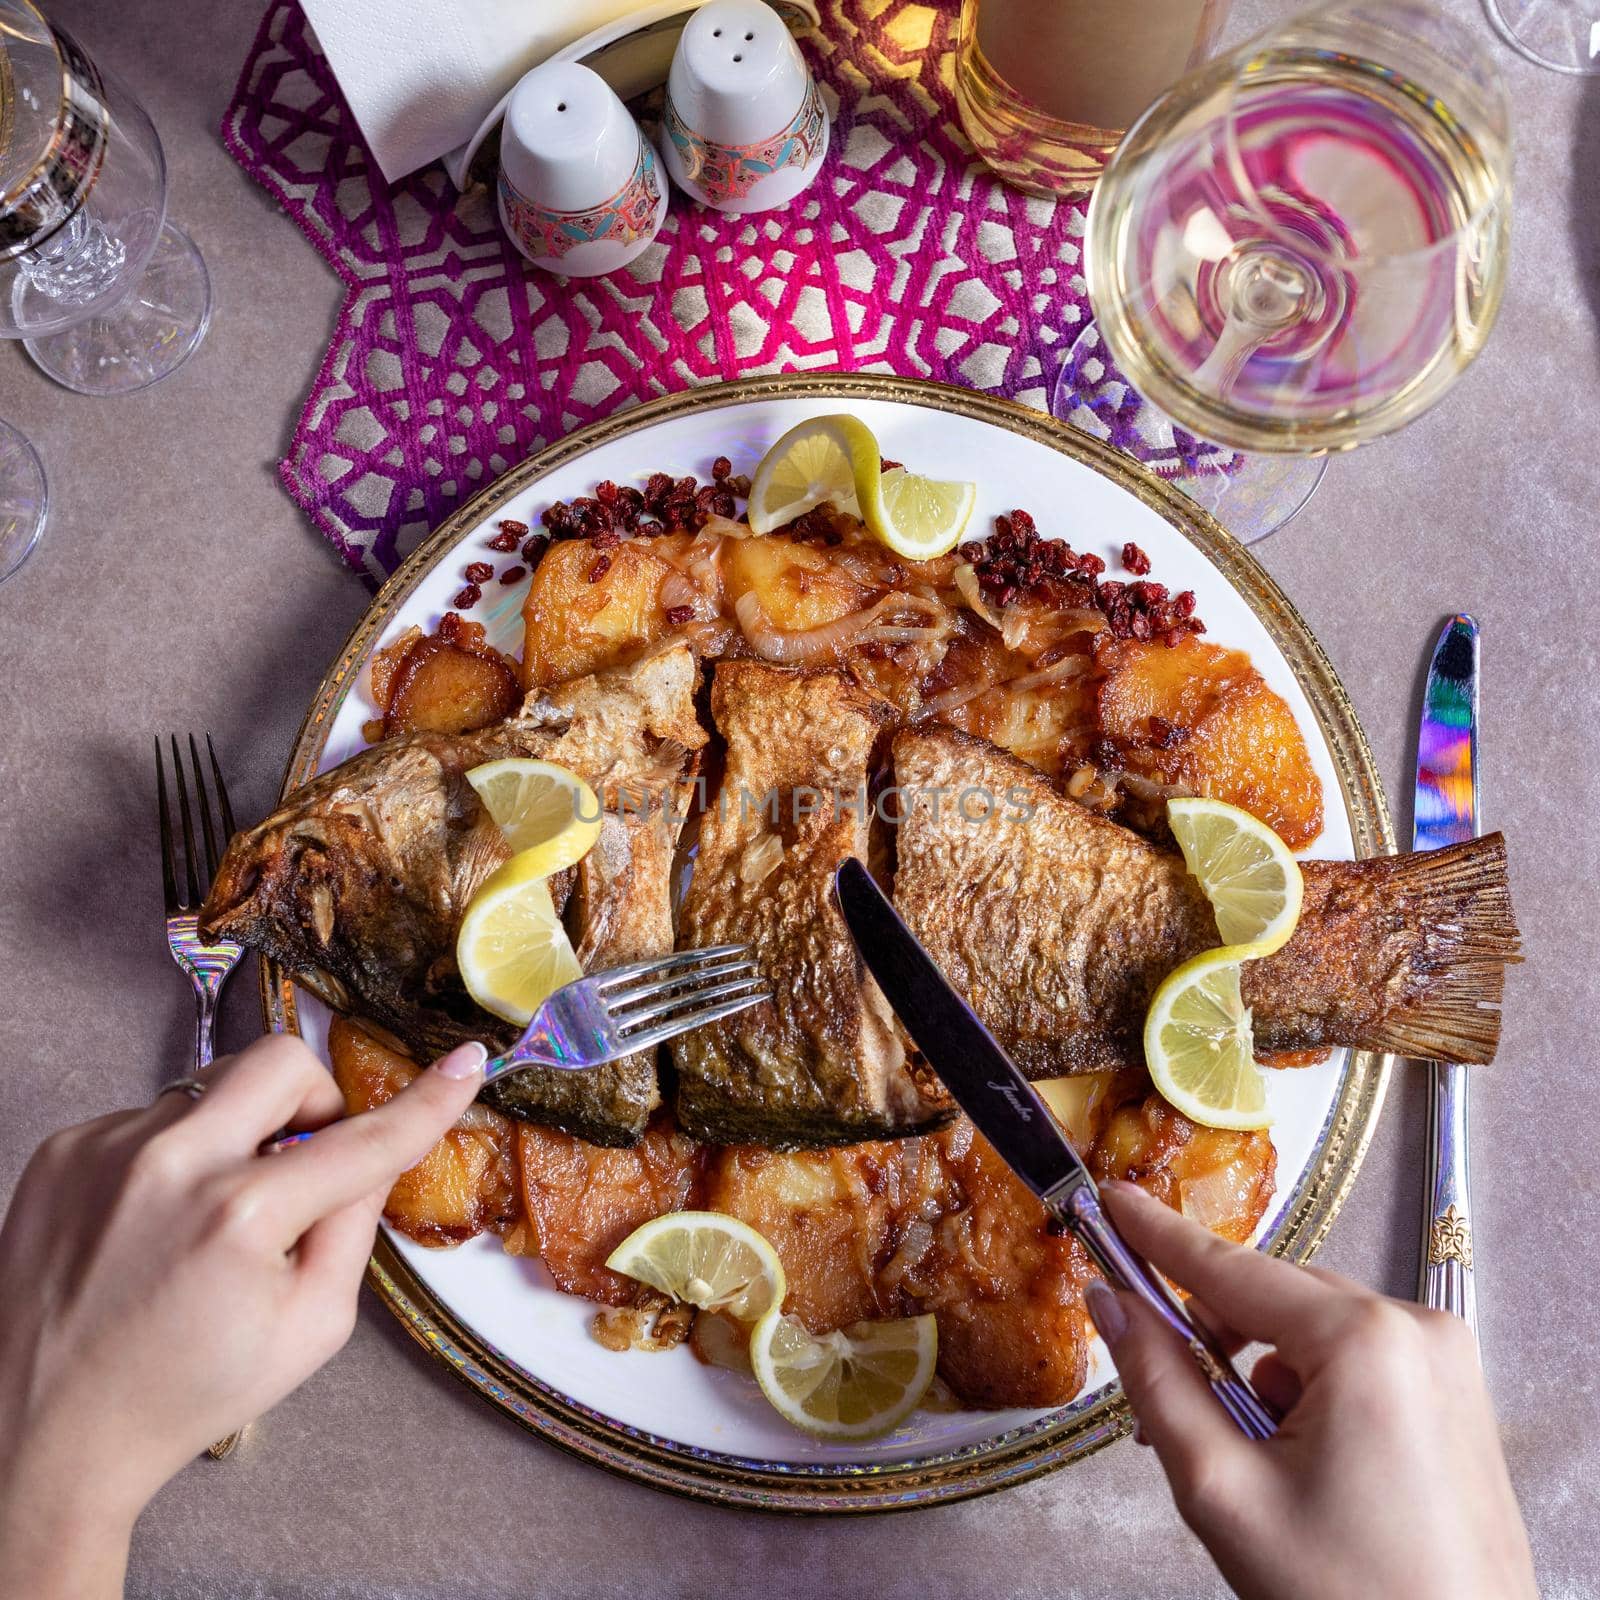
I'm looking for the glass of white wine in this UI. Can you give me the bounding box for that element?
[1057,0,1510,542]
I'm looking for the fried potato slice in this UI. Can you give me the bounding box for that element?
[1097,636,1324,849]
[328,1017,518,1246]
[514,1115,704,1304]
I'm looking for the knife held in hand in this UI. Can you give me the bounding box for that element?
[834,857,1279,1441]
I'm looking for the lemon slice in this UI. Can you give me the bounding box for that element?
[749,1310,938,1441]
[466,758,602,877]
[1167,796,1304,955]
[747,414,881,535]
[456,852,584,1026]
[1144,946,1270,1131]
[605,1212,787,1321]
[859,466,977,560]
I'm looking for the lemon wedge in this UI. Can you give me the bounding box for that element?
[605,1211,787,1321]
[466,758,602,877]
[747,414,975,560]
[1144,946,1270,1131]
[1167,796,1304,955]
[455,852,584,1026]
[747,414,881,534]
[859,466,977,560]
[749,1309,938,1440]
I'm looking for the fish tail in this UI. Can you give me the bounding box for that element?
[1357,832,1521,1064]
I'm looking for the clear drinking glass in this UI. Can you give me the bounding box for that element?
[1057,1,1510,542]
[1484,0,1600,74]
[0,0,212,582]
[1,0,211,388]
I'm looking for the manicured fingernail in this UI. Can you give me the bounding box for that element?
[264,1130,315,1154]
[1085,1279,1128,1345]
[434,1041,487,1080]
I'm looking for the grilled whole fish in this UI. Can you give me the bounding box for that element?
[892,724,1521,1074]
[673,661,952,1147]
[202,644,706,1145]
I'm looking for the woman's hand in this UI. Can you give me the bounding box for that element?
[1084,1180,1536,1600]
[0,1033,486,1600]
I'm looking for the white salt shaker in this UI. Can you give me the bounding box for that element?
[660,0,829,214]
[497,61,667,277]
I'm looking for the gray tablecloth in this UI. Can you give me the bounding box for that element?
[1,0,1595,1594]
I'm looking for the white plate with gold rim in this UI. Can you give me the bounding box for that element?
[262,372,1391,1512]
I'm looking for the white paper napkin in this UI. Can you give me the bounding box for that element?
[299,0,653,183]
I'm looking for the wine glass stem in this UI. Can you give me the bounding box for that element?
[18,211,129,309]
[1193,247,1323,399]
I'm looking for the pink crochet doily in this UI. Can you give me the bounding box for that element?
[222,0,1091,584]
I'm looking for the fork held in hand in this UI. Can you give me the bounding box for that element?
[487,944,771,1078]
[155,734,246,1459]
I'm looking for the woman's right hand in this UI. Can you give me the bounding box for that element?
[0,1032,486,1600]
[1084,1180,1536,1600]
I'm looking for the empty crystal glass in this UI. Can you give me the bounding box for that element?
[0,0,212,581]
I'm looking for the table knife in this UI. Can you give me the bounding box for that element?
[834,859,1279,1441]
[1413,614,1481,1343]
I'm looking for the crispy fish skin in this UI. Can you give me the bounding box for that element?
[482,786,693,1144]
[674,662,952,1148]
[892,725,1520,1073]
[202,644,706,1145]
[201,725,526,1060]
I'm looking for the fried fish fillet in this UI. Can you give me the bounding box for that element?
[202,643,706,1144]
[892,724,1521,1073]
[672,661,951,1147]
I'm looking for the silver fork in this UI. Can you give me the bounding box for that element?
[155,734,244,1071]
[486,944,771,1077]
[155,734,246,1461]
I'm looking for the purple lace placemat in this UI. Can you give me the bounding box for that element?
[222,0,1091,585]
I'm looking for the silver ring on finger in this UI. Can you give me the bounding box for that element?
[156,1076,209,1103]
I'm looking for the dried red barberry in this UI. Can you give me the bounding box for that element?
[1121,542,1151,575]
[487,529,520,553]
[521,534,549,567]
[588,552,614,583]
[665,604,695,626]
[498,518,529,536]
[711,455,733,481]
[880,457,903,472]
[463,561,493,584]
[453,583,482,608]
[499,566,526,584]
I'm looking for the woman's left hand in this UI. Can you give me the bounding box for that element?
[0,1032,486,1600]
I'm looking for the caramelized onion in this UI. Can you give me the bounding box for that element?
[923,678,997,716]
[952,562,1002,630]
[879,1219,935,1291]
[1000,608,1031,652]
[734,590,897,664]
[1005,654,1095,693]
[869,625,946,644]
[1119,771,1194,802]
[659,571,720,620]
[1180,1167,1251,1231]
